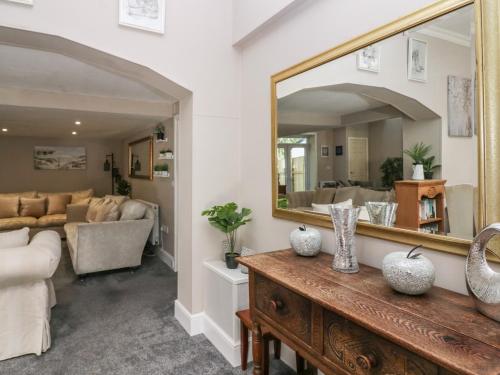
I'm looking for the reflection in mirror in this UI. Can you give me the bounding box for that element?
[129,136,153,180]
[276,5,477,240]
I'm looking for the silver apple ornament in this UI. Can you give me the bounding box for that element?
[382,245,435,295]
[290,225,322,257]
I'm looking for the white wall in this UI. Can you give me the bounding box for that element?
[238,0,499,297]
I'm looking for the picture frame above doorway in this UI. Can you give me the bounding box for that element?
[119,0,166,34]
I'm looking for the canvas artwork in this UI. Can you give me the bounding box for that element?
[321,145,329,157]
[448,75,473,137]
[119,0,165,34]
[34,146,87,170]
[357,45,380,72]
[408,38,428,82]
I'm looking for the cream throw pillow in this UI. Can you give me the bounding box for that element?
[120,200,147,221]
[0,227,29,249]
[94,200,120,222]
[0,196,20,219]
[104,195,129,207]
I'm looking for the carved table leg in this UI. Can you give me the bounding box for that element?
[252,322,263,375]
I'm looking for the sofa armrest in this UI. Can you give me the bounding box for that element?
[286,191,314,209]
[0,231,61,287]
[67,203,89,223]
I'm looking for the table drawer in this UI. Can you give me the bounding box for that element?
[255,273,312,344]
[324,310,438,375]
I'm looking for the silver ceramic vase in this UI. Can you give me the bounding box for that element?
[329,206,361,273]
[465,223,500,322]
[365,202,398,227]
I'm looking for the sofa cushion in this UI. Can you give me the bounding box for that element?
[37,214,67,227]
[104,195,129,207]
[0,217,38,231]
[86,198,105,222]
[312,188,336,204]
[46,194,72,215]
[0,196,20,219]
[94,200,120,222]
[333,186,361,206]
[120,200,147,221]
[0,191,37,199]
[38,189,94,204]
[0,227,30,249]
[20,197,46,218]
[357,188,393,206]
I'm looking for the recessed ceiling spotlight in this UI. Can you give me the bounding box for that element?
[1,128,7,132]
[72,131,77,135]
[75,121,81,125]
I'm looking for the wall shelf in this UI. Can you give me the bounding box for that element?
[158,155,174,160]
[154,171,170,178]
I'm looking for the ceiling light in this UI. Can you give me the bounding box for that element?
[75,121,81,125]
[72,131,77,135]
[1,128,7,132]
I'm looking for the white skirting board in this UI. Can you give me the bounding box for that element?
[174,300,204,336]
[155,247,176,271]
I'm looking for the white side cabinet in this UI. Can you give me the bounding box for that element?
[203,260,249,367]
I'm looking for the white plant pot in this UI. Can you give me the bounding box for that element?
[412,164,425,180]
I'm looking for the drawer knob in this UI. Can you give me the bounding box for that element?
[356,353,378,370]
[270,298,284,312]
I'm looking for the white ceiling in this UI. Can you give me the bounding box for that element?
[0,105,165,139]
[0,45,172,102]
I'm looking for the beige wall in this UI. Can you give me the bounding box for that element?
[331,127,347,182]
[0,135,122,196]
[316,130,334,184]
[122,119,175,257]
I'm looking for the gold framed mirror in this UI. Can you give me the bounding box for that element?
[128,136,153,180]
[271,0,500,261]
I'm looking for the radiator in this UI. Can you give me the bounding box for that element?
[135,199,160,246]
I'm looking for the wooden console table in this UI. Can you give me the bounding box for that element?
[238,250,500,375]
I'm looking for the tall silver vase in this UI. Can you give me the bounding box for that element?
[329,206,361,273]
[366,202,398,227]
[465,223,500,322]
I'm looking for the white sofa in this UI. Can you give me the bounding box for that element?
[0,230,61,361]
[64,202,154,275]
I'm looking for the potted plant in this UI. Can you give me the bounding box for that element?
[422,156,441,179]
[116,179,131,196]
[403,142,432,180]
[380,157,403,187]
[154,123,166,141]
[159,149,174,159]
[154,164,169,177]
[201,202,252,269]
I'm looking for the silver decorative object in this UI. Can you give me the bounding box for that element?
[465,223,500,322]
[290,225,322,257]
[365,202,398,227]
[329,206,360,273]
[382,245,435,295]
[239,247,257,274]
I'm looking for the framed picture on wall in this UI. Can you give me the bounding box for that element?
[34,146,87,170]
[119,0,166,34]
[448,75,473,137]
[320,145,329,157]
[335,145,343,156]
[407,38,428,82]
[357,45,380,72]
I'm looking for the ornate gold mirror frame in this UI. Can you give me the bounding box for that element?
[128,136,153,180]
[271,0,500,260]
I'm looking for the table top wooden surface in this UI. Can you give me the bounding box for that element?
[239,249,500,375]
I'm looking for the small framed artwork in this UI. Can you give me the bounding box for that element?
[357,45,380,73]
[448,75,473,137]
[335,146,343,156]
[407,38,428,82]
[320,145,329,158]
[119,0,166,34]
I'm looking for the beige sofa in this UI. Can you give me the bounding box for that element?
[64,200,154,275]
[0,229,61,361]
[287,186,395,211]
[0,189,94,238]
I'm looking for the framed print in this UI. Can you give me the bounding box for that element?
[408,38,428,82]
[448,75,473,137]
[320,145,329,157]
[119,0,166,34]
[34,146,86,170]
[357,45,380,72]
[335,146,343,156]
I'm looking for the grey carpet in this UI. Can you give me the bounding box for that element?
[0,251,294,375]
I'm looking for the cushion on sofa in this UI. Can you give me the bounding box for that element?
[357,188,393,206]
[0,227,30,249]
[71,189,94,203]
[120,200,147,221]
[333,186,361,206]
[37,214,67,227]
[312,188,336,204]
[0,191,37,199]
[94,200,120,222]
[0,196,20,219]
[104,195,129,207]
[46,194,72,215]
[86,198,105,222]
[20,197,46,218]
[0,217,38,231]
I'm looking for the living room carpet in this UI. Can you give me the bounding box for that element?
[0,252,294,375]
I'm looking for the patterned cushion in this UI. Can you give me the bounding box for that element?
[120,200,147,221]
[104,195,129,207]
[94,200,120,222]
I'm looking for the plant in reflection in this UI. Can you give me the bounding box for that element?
[403,142,432,164]
[380,157,403,187]
[277,197,289,209]
[422,156,441,180]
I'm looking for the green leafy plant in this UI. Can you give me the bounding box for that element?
[422,156,441,179]
[154,123,166,140]
[380,157,403,187]
[116,179,131,196]
[277,198,288,209]
[154,165,162,172]
[154,164,168,172]
[201,203,252,255]
[403,142,432,164]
